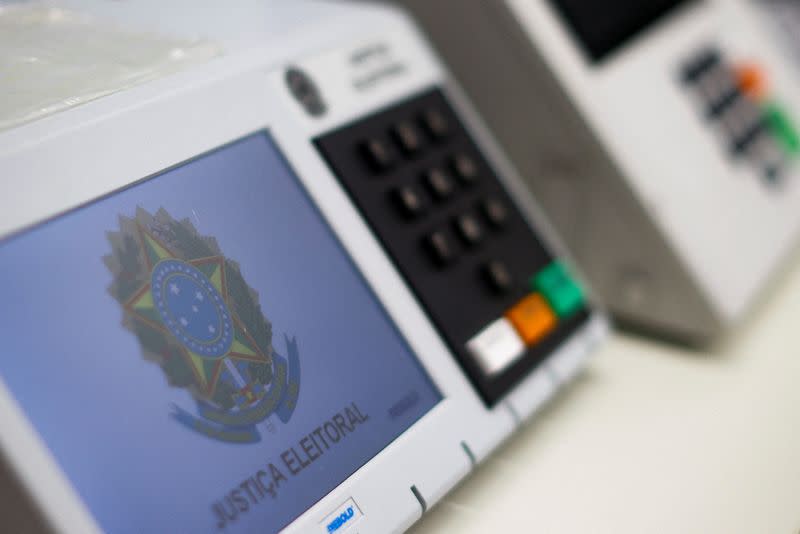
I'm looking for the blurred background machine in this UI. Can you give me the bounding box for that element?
[395,0,800,342]
[752,0,800,67]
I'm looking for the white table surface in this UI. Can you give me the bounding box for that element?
[412,251,800,534]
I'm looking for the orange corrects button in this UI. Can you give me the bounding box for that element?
[735,63,768,100]
[504,293,557,346]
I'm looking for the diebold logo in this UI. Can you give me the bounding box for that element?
[326,506,355,533]
[105,207,300,443]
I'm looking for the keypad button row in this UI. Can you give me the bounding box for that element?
[422,231,515,297]
[423,239,512,296]
[389,167,508,221]
[359,108,452,173]
[391,159,486,221]
[682,47,722,85]
[421,199,510,266]
[466,261,585,377]
[682,46,799,185]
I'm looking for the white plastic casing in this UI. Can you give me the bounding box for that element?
[0,2,608,533]
[504,0,800,324]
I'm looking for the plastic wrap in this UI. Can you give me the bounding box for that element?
[0,2,221,130]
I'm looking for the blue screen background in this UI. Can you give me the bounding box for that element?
[0,133,441,533]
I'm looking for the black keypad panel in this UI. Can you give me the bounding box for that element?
[680,46,796,186]
[314,88,590,405]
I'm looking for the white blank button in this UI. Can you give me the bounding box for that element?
[467,318,525,376]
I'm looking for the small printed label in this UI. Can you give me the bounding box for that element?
[272,30,439,133]
[321,498,363,533]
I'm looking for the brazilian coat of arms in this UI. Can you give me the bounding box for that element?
[104,207,300,443]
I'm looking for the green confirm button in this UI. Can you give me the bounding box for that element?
[765,102,800,155]
[531,261,584,318]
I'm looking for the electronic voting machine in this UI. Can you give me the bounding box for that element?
[0,1,607,533]
[401,0,800,341]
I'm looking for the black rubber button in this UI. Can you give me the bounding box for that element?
[423,168,456,201]
[481,197,508,228]
[731,117,768,155]
[420,108,450,140]
[391,121,423,156]
[451,153,479,184]
[682,47,722,84]
[483,261,513,293]
[360,138,396,173]
[392,185,427,219]
[454,213,484,246]
[424,231,457,266]
[706,86,742,120]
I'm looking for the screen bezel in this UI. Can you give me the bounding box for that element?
[547,0,698,63]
